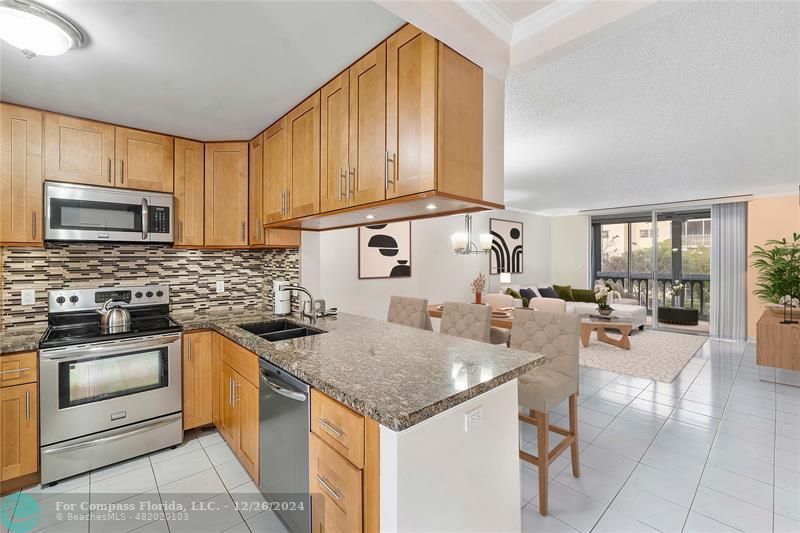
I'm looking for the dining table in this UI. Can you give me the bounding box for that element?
[427,304,515,329]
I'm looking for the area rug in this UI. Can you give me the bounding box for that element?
[579,329,707,383]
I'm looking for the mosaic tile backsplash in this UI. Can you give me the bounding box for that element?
[0,244,300,328]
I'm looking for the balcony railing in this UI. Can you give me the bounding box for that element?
[596,272,711,319]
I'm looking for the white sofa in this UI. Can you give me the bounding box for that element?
[502,284,647,329]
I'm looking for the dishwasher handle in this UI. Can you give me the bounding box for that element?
[261,371,308,402]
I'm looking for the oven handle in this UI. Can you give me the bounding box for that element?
[40,334,181,361]
[41,413,181,455]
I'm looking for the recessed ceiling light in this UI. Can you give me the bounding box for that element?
[365,214,375,220]
[0,0,85,58]
[426,203,437,210]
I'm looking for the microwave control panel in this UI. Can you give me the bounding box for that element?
[149,206,170,234]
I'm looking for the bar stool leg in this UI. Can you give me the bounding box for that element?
[536,409,549,516]
[569,393,580,478]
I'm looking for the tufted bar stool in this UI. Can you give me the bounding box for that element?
[387,296,433,331]
[511,309,581,515]
[439,302,491,343]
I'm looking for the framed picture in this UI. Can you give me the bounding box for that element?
[358,222,412,279]
[490,218,523,274]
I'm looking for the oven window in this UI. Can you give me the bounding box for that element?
[59,348,168,409]
[50,198,143,233]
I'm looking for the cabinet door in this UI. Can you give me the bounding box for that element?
[174,138,204,246]
[0,382,38,481]
[44,113,115,186]
[309,434,362,533]
[264,229,301,248]
[183,331,213,430]
[320,72,349,213]
[219,362,239,449]
[263,118,288,224]
[249,135,265,246]
[236,378,259,483]
[349,43,387,206]
[205,142,248,246]
[115,127,174,192]
[386,25,437,199]
[0,104,42,245]
[287,92,320,218]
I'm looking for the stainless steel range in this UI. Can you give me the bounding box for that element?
[39,285,183,485]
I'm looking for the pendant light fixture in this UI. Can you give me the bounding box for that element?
[0,0,85,58]
[451,214,492,255]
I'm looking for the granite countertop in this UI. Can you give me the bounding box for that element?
[172,306,545,431]
[0,324,47,355]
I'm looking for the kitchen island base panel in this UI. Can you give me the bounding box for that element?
[379,379,521,532]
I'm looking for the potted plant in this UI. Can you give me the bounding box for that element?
[752,232,800,318]
[471,273,486,304]
[594,281,620,316]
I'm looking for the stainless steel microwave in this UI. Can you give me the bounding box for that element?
[44,182,174,243]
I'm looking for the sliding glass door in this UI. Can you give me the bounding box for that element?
[592,210,711,334]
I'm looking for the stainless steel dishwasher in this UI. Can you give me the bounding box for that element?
[258,359,311,533]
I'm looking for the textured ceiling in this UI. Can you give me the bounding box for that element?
[505,1,800,215]
[0,1,402,140]
[490,0,554,23]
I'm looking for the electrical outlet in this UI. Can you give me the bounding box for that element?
[465,406,484,432]
[215,280,225,293]
[21,289,36,306]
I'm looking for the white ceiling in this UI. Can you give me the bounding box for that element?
[0,1,403,140]
[504,1,800,215]
[490,0,554,23]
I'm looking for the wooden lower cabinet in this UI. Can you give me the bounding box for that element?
[310,433,362,533]
[183,331,213,430]
[0,352,38,485]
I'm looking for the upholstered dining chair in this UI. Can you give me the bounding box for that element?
[387,296,433,331]
[440,302,491,343]
[529,297,567,313]
[511,309,581,516]
[483,293,513,345]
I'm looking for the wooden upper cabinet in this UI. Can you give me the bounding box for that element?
[204,142,248,247]
[386,25,437,199]
[320,72,350,213]
[1,104,43,245]
[44,113,115,187]
[174,138,204,246]
[115,127,174,192]
[287,92,321,218]
[263,117,289,224]
[350,42,387,206]
[249,135,265,246]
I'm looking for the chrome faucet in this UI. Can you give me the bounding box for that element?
[279,283,317,325]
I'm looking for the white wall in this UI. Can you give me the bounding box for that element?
[550,215,591,288]
[300,209,551,320]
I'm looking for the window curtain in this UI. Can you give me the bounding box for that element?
[710,202,747,340]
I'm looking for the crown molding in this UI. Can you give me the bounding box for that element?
[512,0,599,42]
[454,0,514,43]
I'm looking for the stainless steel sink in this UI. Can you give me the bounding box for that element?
[239,319,325,342]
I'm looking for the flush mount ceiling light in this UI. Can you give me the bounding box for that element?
[0,0,85,58]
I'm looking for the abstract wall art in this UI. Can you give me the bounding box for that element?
[358,221,412,279]
[490,218,523,274]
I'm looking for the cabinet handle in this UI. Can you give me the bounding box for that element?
[257,219,261,241]
[316,417,343,438]
[315,475,342,501]
[120,160,124,184]
[108,158,112,183]
[187,339,191,362]
[229,377,234,406]
[241,222,245,242]
[285,189,290,215]
[348,168,354,201]
[0,367,32,375]
[384,151,395,190]
[25,389,30,420]
[337,168,343,201]
[233,380,240,405]
[32,212,36,239]
[280,190,285,216]
[178,220,183,242]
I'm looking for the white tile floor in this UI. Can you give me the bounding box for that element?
[521,339,800,533]
[2,339,799,532]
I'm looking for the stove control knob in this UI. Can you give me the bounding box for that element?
[69,295,79,304]
[156,290,163,297]
[146,291,154,298]
[56,296,66,305]
[135,292,143,299]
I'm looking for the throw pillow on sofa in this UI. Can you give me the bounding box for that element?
[519,287,537,303]
[505,288,529,308]
[553,284,575,301]
[538,286,558,299]
[571,288,596,303]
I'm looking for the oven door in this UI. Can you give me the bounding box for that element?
[39,333,182,446]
